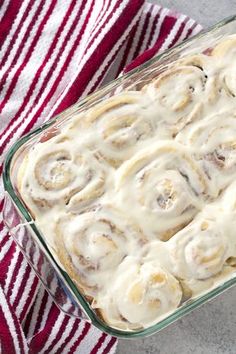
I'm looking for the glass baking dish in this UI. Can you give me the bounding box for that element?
[3,15,236,339]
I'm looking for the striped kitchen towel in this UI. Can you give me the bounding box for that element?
[0,1,202,353]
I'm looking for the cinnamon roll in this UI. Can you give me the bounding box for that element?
[95,257,182,330]
[54,206,145,297]
[142,55,217,136]
[211,36,236,97]
[116,141,208,241]
[83,92,156,167]
[167,210,235,280]
[18,140,106,215]
[176,111,236,193]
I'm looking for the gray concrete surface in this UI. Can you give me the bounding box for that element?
[117,1,236,353]
[151,0,236,27]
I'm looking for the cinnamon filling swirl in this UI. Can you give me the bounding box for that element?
[116,142,208,241]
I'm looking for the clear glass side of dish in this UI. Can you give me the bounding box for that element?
[3,15,236,338]
[3,192,88,320]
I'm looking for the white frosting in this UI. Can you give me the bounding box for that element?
[18,35,236,331]
[94,257,182,330]
[115,141,209,241]
[54,206,145,297]
[167,209,236,280]
[176,111,236,191]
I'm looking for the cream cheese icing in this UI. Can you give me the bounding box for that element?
[17,35,236,331]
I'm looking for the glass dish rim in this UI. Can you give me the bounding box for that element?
[3,14,236,339]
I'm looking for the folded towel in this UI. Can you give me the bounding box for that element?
[0,1,201,353]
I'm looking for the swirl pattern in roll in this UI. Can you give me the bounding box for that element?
[167,211,235,280]
[95,257,182,330]
[18,139,106,215]
[116,141,208,241]
[176,111,236,193]
[54,206,145,297]
[142,54,218,136]
[82,92,157,167]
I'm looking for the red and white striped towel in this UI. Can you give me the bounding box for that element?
[0,1,201,353]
